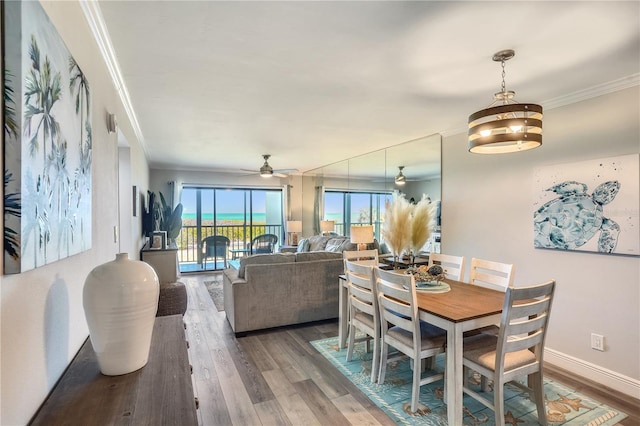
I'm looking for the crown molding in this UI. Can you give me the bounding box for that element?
[542,73,640,110]
[440,73,640,138]
[80,0,147,154]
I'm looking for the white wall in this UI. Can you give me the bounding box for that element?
[442,87,640,395]
[0,2,150,424]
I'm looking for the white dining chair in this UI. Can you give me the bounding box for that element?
[428,253,466,281]
[343,249,379,266]
[466,258,516,390]
[344,260,380,383]
[462,279,556,426]
[469,257,514,292]
[375,268,446,413]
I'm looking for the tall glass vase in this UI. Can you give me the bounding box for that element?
[83,253,159,375]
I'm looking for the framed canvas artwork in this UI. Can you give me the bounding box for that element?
[533,154,639,256]
[3,2,92,273]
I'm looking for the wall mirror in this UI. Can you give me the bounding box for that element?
[301,133,442,239]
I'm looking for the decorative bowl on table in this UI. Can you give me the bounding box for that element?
[406,265,446,287]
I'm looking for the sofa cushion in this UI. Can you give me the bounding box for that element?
[295,251,343,262]
[238,253,295,278]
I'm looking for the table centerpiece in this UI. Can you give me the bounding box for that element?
[406,264,446,286]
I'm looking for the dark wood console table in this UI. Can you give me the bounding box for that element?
[30,315,197,425]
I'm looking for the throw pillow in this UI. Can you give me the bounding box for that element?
[325,237,348,252]
[296,238,310,252]
[307,235,332,251]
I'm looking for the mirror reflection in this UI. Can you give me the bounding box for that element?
[301,133,441,252]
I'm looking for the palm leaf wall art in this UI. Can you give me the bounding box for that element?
[3,1,92,273]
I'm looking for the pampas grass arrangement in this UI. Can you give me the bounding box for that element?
[382,195,413,260]
[411,195,436,255]
[382,194,436,266]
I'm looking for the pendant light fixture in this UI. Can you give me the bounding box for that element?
[468,49,543,154]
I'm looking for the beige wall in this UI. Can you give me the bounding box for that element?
[1,3,636,423]
[0,2,150,424]
[442,87,640,392]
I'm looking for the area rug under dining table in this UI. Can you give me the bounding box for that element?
[311,336,627,426]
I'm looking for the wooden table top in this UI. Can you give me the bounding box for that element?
[415,279,505,323]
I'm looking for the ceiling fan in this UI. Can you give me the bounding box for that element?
[241,154,298,178]
[394,166,424,185]
[370,166,425,184]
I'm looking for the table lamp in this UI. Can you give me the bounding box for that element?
[287,220,302,245]
[350,225,374,251]
[320,220,335,236]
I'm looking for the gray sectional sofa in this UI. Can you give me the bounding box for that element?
[222,235,379,334]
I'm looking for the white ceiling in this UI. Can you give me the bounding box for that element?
[95,1,639,175]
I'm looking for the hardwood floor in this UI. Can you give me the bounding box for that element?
[181,272,639,425]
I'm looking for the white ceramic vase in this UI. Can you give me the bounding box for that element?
[83,253,159,375]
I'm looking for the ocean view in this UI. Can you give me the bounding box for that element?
[183,213,343,222]
[182,213,266,223]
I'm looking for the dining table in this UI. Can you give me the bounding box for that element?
[415,278,505,426]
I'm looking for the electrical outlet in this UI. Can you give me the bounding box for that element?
[591,333,605,351]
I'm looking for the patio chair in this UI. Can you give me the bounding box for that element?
[248,234,278,254]
[462,280,556,426]
[201,235,230,269]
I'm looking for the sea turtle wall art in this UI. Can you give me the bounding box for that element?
[533,155,639,256]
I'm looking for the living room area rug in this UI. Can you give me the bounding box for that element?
[311,336,628,426]
[205,276,224,311]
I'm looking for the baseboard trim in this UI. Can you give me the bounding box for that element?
[545,348,640,399]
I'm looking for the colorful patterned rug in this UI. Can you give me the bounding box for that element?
[311,336,628,425]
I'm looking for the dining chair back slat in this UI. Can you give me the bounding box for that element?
[428,253,466,281]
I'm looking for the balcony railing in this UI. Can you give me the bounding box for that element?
[175,224,283,266]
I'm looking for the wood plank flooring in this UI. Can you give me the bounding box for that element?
[181,272,639,425]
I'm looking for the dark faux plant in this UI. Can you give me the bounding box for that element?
[142,190,183,243]
[158,192,183,242]
[142,191,157,238]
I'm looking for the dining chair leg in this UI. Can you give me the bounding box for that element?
[346,323,356,362]
[370,332,380,383]
[378,341,388,384]
[494,377,506,426]
[481,375,491,392]
[411,357,421,412]
[531,371,548,426]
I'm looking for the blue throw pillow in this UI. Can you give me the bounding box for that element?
[297,238,310,252]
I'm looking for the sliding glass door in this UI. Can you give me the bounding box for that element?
[323,190,392,240]
[178,187,283,272]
